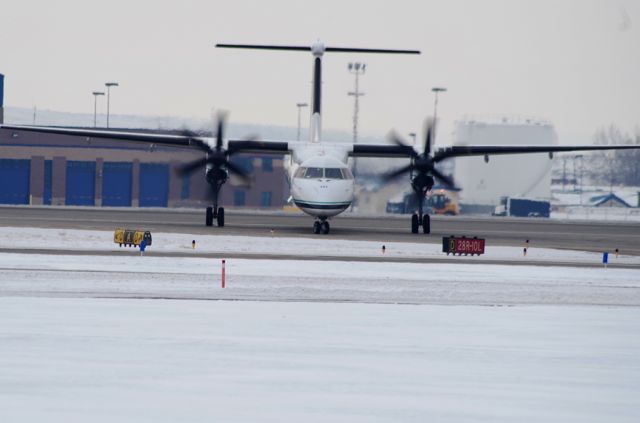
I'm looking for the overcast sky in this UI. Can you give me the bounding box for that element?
[1,0,638,144]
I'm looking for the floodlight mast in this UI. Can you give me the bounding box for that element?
[92,91,105,127]
[105,82,119,128]
[215,42,420,143]
[348,62,366,145]
[348,62,366,180]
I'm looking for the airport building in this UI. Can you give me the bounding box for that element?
[452,116,557,208]
[0,129,288,209]
[0,127,287,208]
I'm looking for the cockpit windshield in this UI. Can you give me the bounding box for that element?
[324,168,343,179]
[295,167,353,180]
[304,167,323,178]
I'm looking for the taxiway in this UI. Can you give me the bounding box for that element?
[1,206,638,255]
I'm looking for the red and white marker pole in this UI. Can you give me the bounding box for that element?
[221,260,226,288]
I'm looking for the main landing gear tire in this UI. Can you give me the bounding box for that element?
[217,207,225,227]
[206,207,214,227]
[410,214,431,234]
[313,220,330,235]
[411,214,419,234]
[422,214,431,234]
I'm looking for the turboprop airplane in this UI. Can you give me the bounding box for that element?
[4,41,640,235]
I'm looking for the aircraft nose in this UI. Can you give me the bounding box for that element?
[312,180,353,201]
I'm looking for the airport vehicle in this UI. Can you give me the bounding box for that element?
[431,190,460,216]
[387,189,459,217]
[4,41,640,235]
[493,197,550,218]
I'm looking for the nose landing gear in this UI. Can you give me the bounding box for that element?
[313,218,330,235]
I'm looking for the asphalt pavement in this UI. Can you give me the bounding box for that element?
[1,206,638,255]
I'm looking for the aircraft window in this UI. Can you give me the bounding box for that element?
[304,167,323,178]
[341,168,354,179]
[295,167,306,178]
[324,168,344,179]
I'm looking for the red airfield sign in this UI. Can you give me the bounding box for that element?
[442,236,486,256]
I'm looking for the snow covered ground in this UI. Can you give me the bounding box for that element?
[1,298,639,422]
[1,227,639,421]
[551,185,640,221]
[2,253,640,306]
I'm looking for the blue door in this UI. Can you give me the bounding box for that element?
[65,161,96,206]
[139,163,169,207]
[234,190,246,206]
[43,160,52,205]
[102,162,132,206]
[0,159,30,204]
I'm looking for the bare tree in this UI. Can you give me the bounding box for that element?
[587,125,640,187]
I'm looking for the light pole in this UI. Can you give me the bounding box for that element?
[105,81,119,128]
[348,62,366,144]
[348,62,366,180]
[431,87,447,141]
[92,91,105,127]
[296,102,308,141]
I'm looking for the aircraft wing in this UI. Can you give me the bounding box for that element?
[227,140,290,155]
[0,124,206,149]
[349,144,415,158]
[347,142,640,161]
[1,124,292,154]
[433,144,640,162]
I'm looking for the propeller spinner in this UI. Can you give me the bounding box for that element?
[176,113,252,186]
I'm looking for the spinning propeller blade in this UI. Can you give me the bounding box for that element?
[430,167,456,189]
[382,164,414,182]
[423,118,433,156]
[382,117,458,190]
[176,157,209,176]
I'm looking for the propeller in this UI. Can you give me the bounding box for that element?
[383,118,457,190]
[175,113,252,185]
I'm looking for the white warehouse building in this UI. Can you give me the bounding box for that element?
[451,116,557,206]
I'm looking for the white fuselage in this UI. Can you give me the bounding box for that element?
[284,143,354,218]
